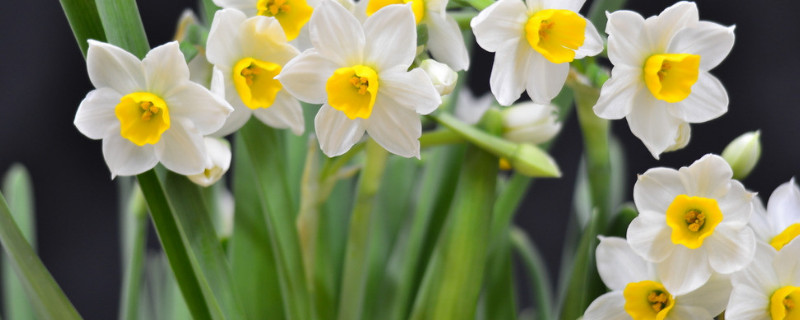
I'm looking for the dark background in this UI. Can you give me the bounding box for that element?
[0,0,798,318]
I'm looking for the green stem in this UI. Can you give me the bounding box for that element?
[466,0,494,11]
[119,185,147,320]
[419,128,465,148]
[337,139,388,320]
[510,227,554,320]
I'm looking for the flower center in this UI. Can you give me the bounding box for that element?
[665,195,723,249]
[365,0,425,24]
[771,223,800,251]
[115,92,170,146]
[623,280,675,320]
[643,53,701,103]
[771,286,800,320]
[326,65,379,120]
[256,0,313,40]
[232,57,283,110]
[524,9,586,64]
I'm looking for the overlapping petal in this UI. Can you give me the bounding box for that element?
[315,104,366,156]
[278,49,339,104]
[102,125,158,178]
[309,0,365,66]
[470,0,527,52]
[627,211,675,262]
[86,40,145,94]
[582,292,628,320]
[656,245,712,295]
[625,90,682,158]
[75,88,122,140]
[377,67,442,115]
[633,167,685,213]
[252,91,305,135]
[366,102,421,158]
[489,40,531,106]
[426,12,470,71]
[142,42,191,95]
[363,4,417,71]
[596,237,651,291]
[155,119,209,175]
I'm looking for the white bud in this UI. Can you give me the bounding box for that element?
[420,59,457,96]
[722,130,761,180]
[188,137,232,187]
[501,102,562,145]
[664,123,692,153]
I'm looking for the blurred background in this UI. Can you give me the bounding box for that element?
[0,0,798,318]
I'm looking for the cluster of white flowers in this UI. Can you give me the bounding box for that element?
[584,154,800,319]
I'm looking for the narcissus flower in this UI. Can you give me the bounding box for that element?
[471,0,603,105]
[206,9,305,136]
[74,41,233,177]
[750,179,800,251]
[594,2,735,158]
[584,236,732,320]
[213,0,314,41]
[727,241,800,320]
[359,0,470,71]
[187,137,232,187]
[627,154,756,295]
[278,1,441,157]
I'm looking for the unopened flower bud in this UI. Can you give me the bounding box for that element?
[501,102,561,145]
[722,130,761,180]
[420,59,457,96]
[188,137,232,187]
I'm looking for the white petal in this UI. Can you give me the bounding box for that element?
[625,89,682,159]
[574,17,603,59]
[213,0,257,12]
[378,67,442,115]
[165,82,233,135]
[677,274,732,317]
[656,245,712,295]
[647,1,699,51]
[426,13,470,71]
[155,119,208,175]
[582,291,629,320]
[596,236,651,291]
[278,49,339,104]
[541,0,584,11]
[470,0,527,53]
[86,40,145,93]
[716,180,755,228]
[315,104,366,157]
[455,89,493,125]
[102,126,158,178]
[365,100,421,158]
[240,15,299,65]
[766,178,800,232]
[206,9,246,68]
[489,40,531,106]
[363,4,417,71]
[677,154,733,199]
[633,167,684,213]
[627,211,675,263]
[725,286,771,320]
[252,91,305,135]
[663,304,711,320]
[526,53,569,104]
[667,72,728,123]
[142,42,191,95]
[593,66,642,119]
[605,10,648,68]
[774,237,800,285]
[732,242,779,294]
[705,226,756,274]
[309,0,365,66]
[749,196,772,242]
[75,88,122,139]
[667,21,735,71]
[212,101,253,137]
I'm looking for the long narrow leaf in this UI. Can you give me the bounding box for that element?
[2,165,36,320]
[238,119,311,320]
[558,210,604,320]
[163,172,246,320]
[59,0,106,56]
[119,185,147,320]
[95,0,149,58]
[511,227,554,320]
[0,192,81,320]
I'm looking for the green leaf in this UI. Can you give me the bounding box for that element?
[558,210,605,320]
[229,133,286,320]
[0,191,82,320]
[481,234,518,320]
[95,0,149,58]
[199,0,221,26]
[2,165,36,320]
[410,113,500,320]
[511,227,554,320]
[162,172,246,320]
[59,0,106,57]
[136,170,216,320]
[606,204,637,238]
[238,119,311,320]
